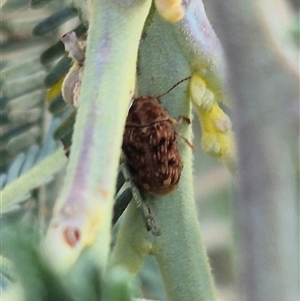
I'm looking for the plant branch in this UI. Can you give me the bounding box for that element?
[42,0,152,275]
[109,3,224,299]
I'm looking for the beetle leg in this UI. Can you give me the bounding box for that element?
[173,129,195,151]
[169,117,195,150]
[120,161,161,236]
[177,115,191,125]
[120,161,143,207]
[140,199,162,236]
[169,115,191,125]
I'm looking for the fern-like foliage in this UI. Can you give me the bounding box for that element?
[1,0,77,294]
[1,0,76,209]
[1,3,168,300]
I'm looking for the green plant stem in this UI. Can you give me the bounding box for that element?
[42,0,152,275]
[152,148,216,301]
[110,146,217,301]
[109,8,219,300]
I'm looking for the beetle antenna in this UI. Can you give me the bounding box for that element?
[157,76,191,98]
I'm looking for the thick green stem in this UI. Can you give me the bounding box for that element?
[110,133,217,301]
[152,144,217,301]
[43,0,152,274]
[110,8,219,301]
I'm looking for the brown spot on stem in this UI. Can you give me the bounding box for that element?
[63,227,81,248]
[99,188,109,200]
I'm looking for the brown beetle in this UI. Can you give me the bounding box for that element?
[122,78,194,195]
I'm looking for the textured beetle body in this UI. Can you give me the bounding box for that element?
[122,96,183,195]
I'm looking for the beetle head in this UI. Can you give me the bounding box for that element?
[126,96,170,127]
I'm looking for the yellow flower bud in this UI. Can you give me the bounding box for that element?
[155,0,185,22]
[190,73,237,172]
